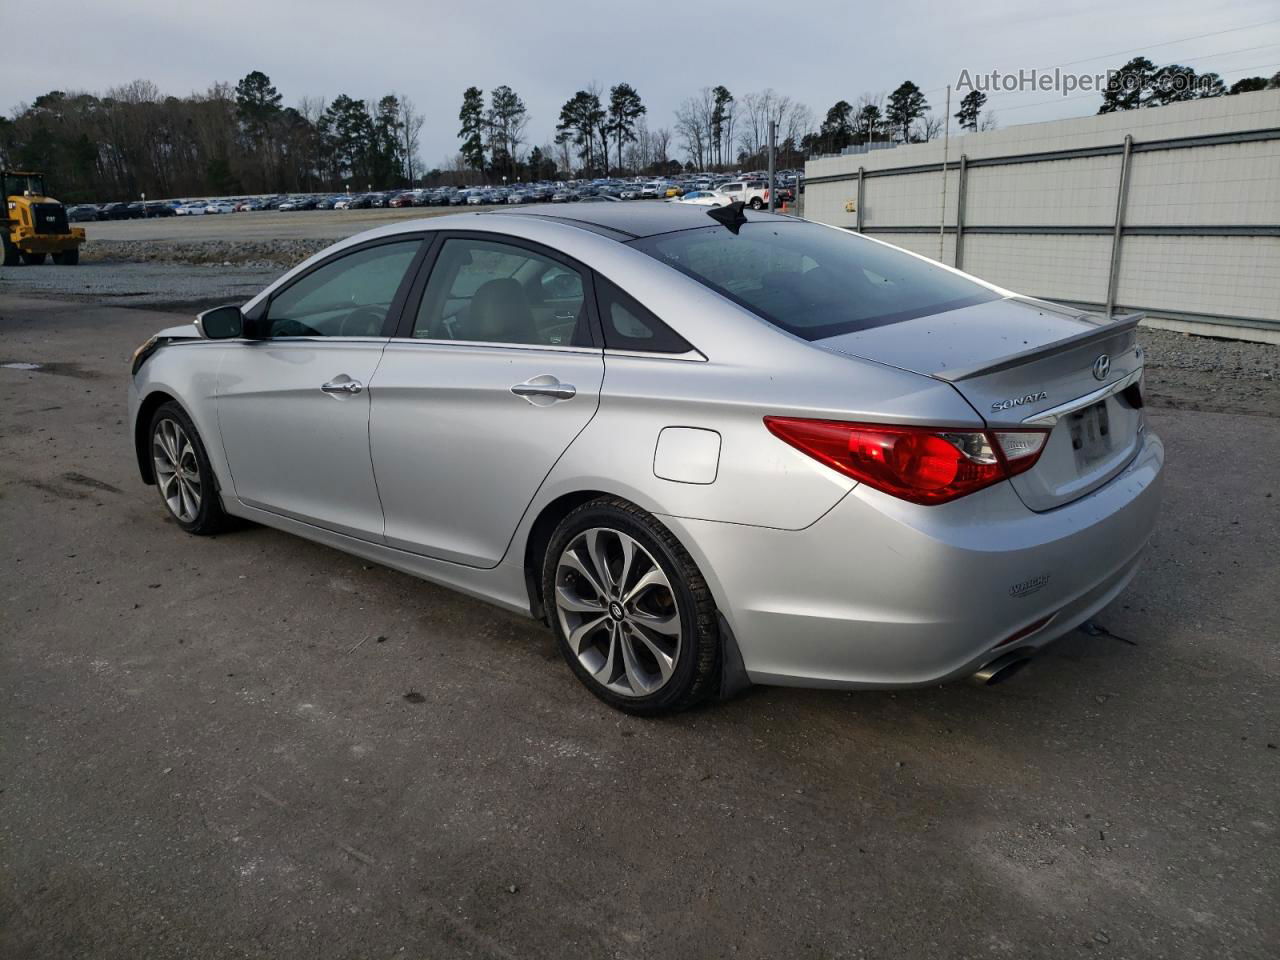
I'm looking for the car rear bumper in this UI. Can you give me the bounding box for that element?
[662,428,1164,689]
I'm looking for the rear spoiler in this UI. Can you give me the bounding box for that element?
[935,311,1144,383]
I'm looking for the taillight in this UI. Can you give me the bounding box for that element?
[763,417,1049,505]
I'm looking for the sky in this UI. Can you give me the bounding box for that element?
[9,0,1280,165]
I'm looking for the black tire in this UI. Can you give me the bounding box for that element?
[542,496,720,715]
[148,401,233,535]
[749,197,764,210]
[2,237,19,267]
[19,252,47,265]
[53,248,79,265]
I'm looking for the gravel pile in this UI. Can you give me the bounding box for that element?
[0,261,280,311]
[1138,326,1278,417]
[81,238,337,269]
[1139,326,1276,381]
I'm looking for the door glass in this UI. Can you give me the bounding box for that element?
[412,238,591,347]
[264,240,420,338]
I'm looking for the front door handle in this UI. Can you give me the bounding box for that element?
[510,375,576,403]
[321,376,364,396]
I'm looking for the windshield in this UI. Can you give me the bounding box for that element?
[630,221,1000,340]
[3,173,47,198]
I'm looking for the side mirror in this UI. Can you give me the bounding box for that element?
[196,304,243,339]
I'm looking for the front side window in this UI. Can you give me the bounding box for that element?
[630,222,999,341]
[412,238,591,347]
[264,240,420,337]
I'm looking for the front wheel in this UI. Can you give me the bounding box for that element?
[148,401,232,535]
[19,252,47,265]
[52,248,80,265]
[543,497,720,715]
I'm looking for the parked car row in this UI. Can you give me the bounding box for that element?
[67,201,180,221]
[66,171,803,222]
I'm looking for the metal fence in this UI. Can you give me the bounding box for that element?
[803,92,1280,340]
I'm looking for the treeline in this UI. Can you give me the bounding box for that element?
[453,82,671,181]
[0,72,426,202]
[1099,57,1279,112]
[6,57,1275,202]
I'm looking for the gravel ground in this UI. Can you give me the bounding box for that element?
[0,262,281,312]
[1140,326,1279,417]
[1,296,1277,960]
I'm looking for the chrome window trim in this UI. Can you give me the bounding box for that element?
[383,337,707,361]
[386,337,602,355]
[240,336,393,345]
[604,348,708,363]
[1022,367,1143,425]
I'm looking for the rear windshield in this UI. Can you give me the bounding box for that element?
[630,221,999,340]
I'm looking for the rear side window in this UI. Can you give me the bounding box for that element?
[412,237,591,347]
[594,276,692,354]
[630,222,999,341]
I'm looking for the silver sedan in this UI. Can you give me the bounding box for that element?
[127,203,1164,714]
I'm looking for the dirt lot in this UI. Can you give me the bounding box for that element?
[1,284,1278,959]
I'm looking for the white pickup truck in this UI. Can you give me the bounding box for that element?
[717,181,771,209]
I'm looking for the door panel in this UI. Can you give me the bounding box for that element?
[370,343,604,566]
[215,237,423,540]
[217,340,388,540]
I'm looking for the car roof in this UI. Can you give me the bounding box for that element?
[487,201,791,239]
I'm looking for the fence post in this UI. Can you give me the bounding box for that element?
[938,85,951,261]
[1106,134,1134,318]
[856,167,865,233]
[955,154,968,270]
[767,121,777,213]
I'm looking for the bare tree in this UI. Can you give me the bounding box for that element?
[397,95,424,185]
[736,90,764,158]
[674,89,715,170]
[783,101,813,147]
[652,127,671,169]
[978,111,999,132]
[915,115,944,141]
[555,135,572,176]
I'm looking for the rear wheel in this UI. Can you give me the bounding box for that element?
[1,237,19,267]
[52,248,79,265]
[543,497,720,715]
[148,401,232,535]
[19,252,47,265]
[749,197,764,210]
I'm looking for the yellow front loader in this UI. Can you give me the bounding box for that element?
[2,170,85,266]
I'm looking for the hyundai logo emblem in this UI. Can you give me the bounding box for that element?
[1092,354,1111,381]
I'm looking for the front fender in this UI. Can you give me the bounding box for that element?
[129,341,230,492]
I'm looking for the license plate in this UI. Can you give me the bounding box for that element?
[1069,402,1111,464]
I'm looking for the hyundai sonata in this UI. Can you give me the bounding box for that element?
[128,202,1163,714]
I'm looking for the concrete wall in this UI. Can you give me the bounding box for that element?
[804,90,1280,341]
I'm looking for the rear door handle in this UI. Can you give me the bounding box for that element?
[510,376,576,402]
[321,376,364,396]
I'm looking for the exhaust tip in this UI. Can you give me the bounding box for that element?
[971,653,1033,687]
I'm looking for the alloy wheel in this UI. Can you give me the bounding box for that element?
[152,418,202,523]
[554,527,682,698]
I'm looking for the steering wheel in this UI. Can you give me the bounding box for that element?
[338,306,387,337]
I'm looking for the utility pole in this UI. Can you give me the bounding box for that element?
[939,84,951,261]
[767,120,777,212]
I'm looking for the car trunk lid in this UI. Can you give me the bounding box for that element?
[819,297,1146,511]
